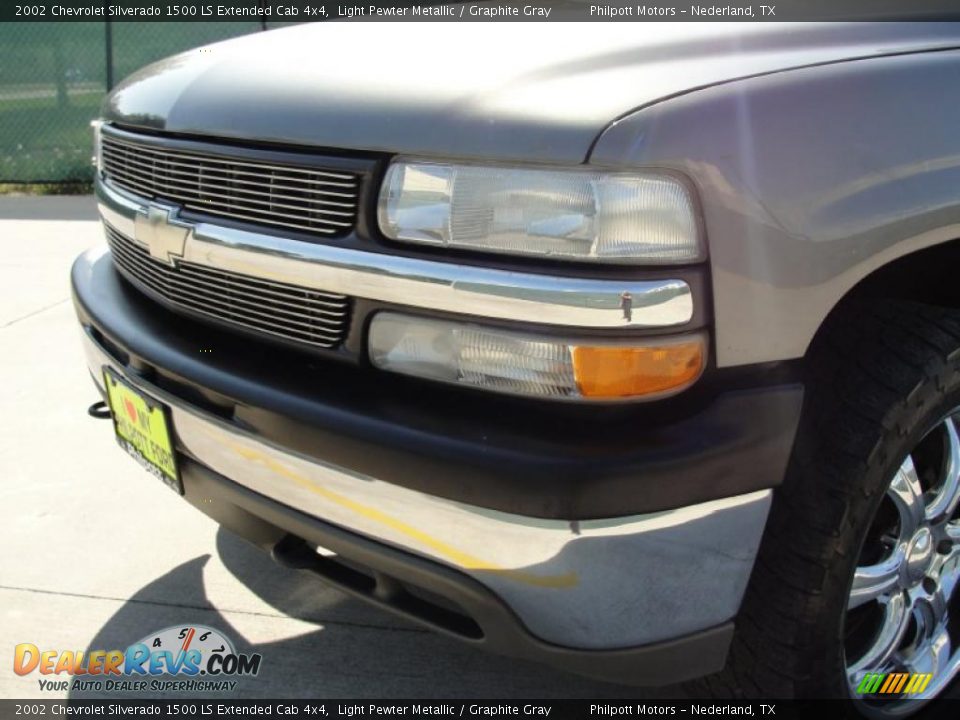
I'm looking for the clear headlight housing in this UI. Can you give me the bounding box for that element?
[377,160,702,264]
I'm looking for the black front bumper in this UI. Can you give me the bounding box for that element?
[73,246,802,522]
[72,247,803,685]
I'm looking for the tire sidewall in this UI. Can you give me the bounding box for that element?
[818,366,960,699]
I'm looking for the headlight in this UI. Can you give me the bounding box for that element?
[369,313,706,401]
[377,161,702,264]
[91,120,103,174]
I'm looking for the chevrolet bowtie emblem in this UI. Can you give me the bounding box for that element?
[134,203,190,266]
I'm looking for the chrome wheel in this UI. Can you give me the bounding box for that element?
[845,410,960,714]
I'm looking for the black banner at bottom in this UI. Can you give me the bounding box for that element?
[2,700,960,720]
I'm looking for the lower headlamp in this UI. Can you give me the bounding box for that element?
[368,313,706,401]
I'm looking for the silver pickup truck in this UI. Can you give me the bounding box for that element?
[72,22,960,710]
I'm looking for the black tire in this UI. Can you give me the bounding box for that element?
[697,299,960,705]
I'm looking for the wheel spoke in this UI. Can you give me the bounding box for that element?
[903,625,952,680]
[935,554,960,609]
[847,592,911,676]
[926,417,960,524]
[889,455,924,539]
[947,522,960,543]
[849,553,905,609]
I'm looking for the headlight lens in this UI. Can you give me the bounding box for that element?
[369,312,706,401]
[377,161,702,264]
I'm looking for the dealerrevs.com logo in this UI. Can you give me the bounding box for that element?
[13,625,263,693]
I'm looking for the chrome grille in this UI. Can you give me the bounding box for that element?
[101,133,360,236]
[105,223,351,349]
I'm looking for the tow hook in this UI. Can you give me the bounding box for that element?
[87,400,111,419]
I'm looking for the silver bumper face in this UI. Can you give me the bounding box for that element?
[82,324,770,650]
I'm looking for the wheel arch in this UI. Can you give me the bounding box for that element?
[804,234,960,361]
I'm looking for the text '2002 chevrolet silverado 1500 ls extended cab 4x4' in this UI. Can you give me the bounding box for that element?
[72,21,960,710]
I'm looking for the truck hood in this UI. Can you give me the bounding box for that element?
[104,22,960,164]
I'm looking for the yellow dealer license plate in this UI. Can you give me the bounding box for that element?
[103,368,181,494]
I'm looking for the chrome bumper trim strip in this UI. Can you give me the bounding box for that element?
[83,328,768,649]
[97,178,694,330]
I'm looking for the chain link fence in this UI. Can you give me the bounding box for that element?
[0,21,280,184]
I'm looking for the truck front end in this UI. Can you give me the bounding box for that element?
[73,22,812,686]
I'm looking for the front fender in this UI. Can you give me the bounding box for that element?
[590,48,960,367]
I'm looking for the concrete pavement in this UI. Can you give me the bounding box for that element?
[0,196,652,700]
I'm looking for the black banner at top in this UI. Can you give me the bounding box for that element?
[3,0,960,22]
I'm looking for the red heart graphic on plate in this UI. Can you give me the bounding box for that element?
[123,398,138,425]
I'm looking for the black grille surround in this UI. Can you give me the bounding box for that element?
[101,131,361,237]
[105,223,351,350]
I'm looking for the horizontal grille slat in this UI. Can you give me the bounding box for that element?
[101,132,361,237]
[104,168,347,234]
[109,244,348,330]
[105,148,358,191]
[102,151,357,205]
[104,134,356,181]
[104,164,355,224]
[103,158,356,214]
[105,223,350,349]
[175,266,347,313]
[107,240,346,342]
[172,262,346,306]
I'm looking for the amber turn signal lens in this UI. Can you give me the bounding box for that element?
[369,312,706,401]
[572,340,705,399]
